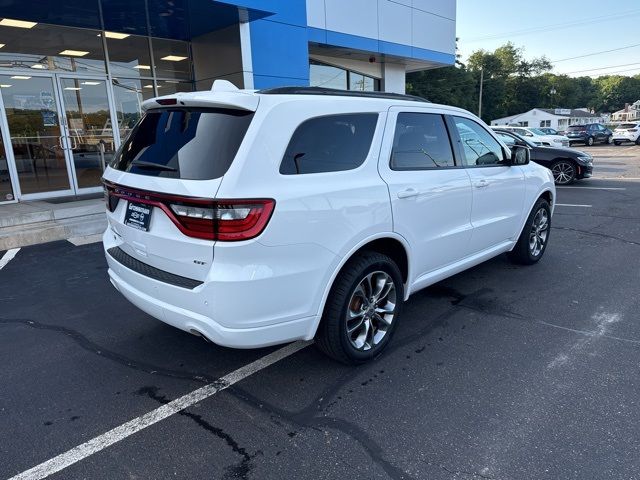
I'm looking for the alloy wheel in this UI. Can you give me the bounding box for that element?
[551,162,575,185]
[529,208,549,257]
[346,271,397,351]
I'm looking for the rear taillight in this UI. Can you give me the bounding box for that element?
[103,181,274,241]
[169,200,274,241]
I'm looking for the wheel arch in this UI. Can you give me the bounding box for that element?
[305,233,412,340]
[511,188,555,252]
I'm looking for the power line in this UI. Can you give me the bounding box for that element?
[551,43,640,63]
[563,62,640,75]
[464,9,640,43]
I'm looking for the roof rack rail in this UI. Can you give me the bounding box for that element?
[257,86,429,103]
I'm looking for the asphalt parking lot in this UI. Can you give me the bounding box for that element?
[1,144,639,480]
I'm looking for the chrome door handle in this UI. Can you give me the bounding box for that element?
[474,180,489,188]
[397,188,419,199]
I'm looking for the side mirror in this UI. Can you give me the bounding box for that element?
[510,144,530,165]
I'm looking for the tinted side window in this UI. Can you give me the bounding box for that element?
[390,113,455,169]
[453,117,507,167]
[280,114,378,175]
[110,108,253,180]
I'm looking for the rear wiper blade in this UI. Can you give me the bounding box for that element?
[130,160,177,172]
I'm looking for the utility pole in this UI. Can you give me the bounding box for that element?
[478,67,484,119]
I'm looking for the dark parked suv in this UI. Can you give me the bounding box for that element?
[566,124,613,146]
[493,128,593,185]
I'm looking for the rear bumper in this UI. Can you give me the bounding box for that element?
[103,229,337,348]
[107,266,315,348]
[613,133,638,142]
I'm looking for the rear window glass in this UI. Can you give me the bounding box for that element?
[620,123,638,129]
[280,113,378,175]
[567,126,585,131]
[110,108,254,179]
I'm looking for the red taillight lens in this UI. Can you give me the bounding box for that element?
[103,181,274,241]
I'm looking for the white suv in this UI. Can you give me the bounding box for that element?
[103,81,555,364]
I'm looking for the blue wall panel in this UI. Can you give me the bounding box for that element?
[249,0,309,88]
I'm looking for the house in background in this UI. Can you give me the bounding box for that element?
[611,101,640,123]
[491,108,604,131]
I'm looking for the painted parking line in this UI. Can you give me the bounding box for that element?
[0,248,20,270]
[8,340,312,480]
[557,186,626,191]
[556,204,592,208]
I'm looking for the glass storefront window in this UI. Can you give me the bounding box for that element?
[349,73,376,92]
[151,38,191,80]
[105,34,153,78]
[310,61,379,92]
[310,62,347,90]
[112,78,154,142]
[156,80,193,95]
[0,23,105,74]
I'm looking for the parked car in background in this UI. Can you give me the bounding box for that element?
[102,82,555,364]
[539,127,560,136]
[501,126,570,147]
[565,124,613,146]
[613,123,640,145]
[493,128,593,185]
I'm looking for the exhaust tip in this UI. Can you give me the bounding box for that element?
[189,329,212,343]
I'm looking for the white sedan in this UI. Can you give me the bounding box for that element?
[497,126,570,148]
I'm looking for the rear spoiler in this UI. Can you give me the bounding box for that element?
[142,80,259,112]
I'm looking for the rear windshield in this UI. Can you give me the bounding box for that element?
[619,123,638,129]
[567,126,586,131]
[110,108,254,179]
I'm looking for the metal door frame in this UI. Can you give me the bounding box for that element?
[0,70,119,201]
[55,73,119,196]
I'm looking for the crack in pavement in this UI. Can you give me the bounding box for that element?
[0,318,214,383]
[553,226,640,246]
[226,302,473,480]
[136,386,261,480]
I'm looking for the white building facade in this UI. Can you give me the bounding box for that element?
[491,108,604,131]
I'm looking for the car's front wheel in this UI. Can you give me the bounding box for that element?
[508,198,551,265]
[316,251,404,364]
[587,136,594,146]
[550,159,576,185]
[614,141,622,146]
[607,135,614,145]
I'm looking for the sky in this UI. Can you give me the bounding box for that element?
[456,0,640,77]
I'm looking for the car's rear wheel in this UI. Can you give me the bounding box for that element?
[315,251,404,364]
[614,141,622,146]
[508,198,551,265]
[550,160,576,185]
[636,138,640,146]
[587,136,594,146]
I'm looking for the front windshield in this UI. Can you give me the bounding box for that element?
[529,128,547,135]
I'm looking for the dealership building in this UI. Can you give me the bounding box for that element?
[0,0,455,204]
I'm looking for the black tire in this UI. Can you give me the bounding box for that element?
[614,141,622,146]
[550,159,576,185]
[636,138,640,146]
[586,136,594,146]
[315,251,404,364]
[508,198,551,265]
[607,135,613,145]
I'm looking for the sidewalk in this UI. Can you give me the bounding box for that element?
[0,196,106,250]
